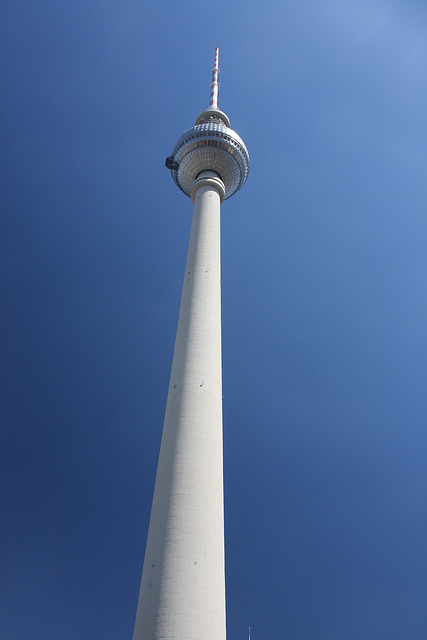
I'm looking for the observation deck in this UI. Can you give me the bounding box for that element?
[166,109,249,201]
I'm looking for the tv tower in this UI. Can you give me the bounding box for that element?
[133,48,249,640]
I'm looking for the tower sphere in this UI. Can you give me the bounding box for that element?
[167,108,250,201]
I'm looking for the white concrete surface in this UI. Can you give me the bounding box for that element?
[133,172,226,640]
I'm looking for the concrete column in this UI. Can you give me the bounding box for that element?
[133,172,226,640]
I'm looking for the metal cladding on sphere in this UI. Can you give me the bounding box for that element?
[169,114,250,200]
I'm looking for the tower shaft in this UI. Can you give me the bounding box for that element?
[133,172,226,640]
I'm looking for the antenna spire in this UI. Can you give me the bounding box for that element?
[209,47,220,109]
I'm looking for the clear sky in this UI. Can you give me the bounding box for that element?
[1,1,426,638]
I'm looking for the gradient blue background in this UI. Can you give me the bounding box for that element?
[1,1,426,638]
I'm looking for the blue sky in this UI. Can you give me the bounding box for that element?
[1,1,426,638]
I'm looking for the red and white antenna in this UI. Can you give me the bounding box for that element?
[209,47,220,109]
[248,626,251,640]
